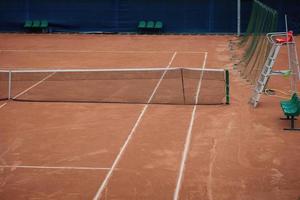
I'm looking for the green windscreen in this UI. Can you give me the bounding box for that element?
[233,0,278,83]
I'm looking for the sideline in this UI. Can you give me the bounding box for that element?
[173,52,208,200]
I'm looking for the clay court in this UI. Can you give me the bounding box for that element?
[0,33,299,200]
[1,1,300,200]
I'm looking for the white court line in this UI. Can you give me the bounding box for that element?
[207,139,217,200]
[0,165,112,171]
[12,72,56,99]
[0,49,206,54]
[0,72,55,109]
[92,52,178,200]
[0,102,8,109]
[0,67,223,73]
[173,52,208,200]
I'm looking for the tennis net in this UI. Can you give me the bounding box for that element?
[0,68,229,105]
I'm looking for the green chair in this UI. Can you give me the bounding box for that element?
[154,21,163,33]
[40,20,49,32]
[138,21,146,29]
[138,21,146,33]
[32,20,40,28]
[146,21,155,29]
[154,21,163,29]
[40,20,48,28]
[24,20,32,28]
[280,94,300,130]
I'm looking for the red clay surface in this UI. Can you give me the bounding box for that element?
[0,34,299,200]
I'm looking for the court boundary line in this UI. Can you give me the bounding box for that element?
[92,51,178,200]
[0,67,223,73]
[0,165,113,171]
[0,49,206,54]
[207,138,217,200]
[12,72,56,99]
[0,102,7,109]
[173,51,208,200]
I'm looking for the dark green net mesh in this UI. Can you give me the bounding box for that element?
[233,0,278,83]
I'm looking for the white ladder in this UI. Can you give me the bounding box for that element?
[249,43,281,107]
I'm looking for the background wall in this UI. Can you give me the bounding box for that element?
[0,0,299,34]
[260,0,300,33]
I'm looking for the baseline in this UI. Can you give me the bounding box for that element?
[0,165,113,171]
[0,49,206,54]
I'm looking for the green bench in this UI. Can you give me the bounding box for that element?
[138,21,163,33]
[24,20,48,33]
[280,93,300,130]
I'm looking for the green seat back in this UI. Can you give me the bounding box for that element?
[281,93,299,106]
[24,20,32,28]
[286,102,300,116]
[138,21,146,28]
[32,20,40,28]
[146,21,154,28]
[284,98,300,116]
[154,21,163,29]
[40,20,48,28]
[291,93,298,104]
[294,100,300,115]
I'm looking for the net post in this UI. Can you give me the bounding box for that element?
[225,69,230,104]
[180,68,186,104]
[8,70,12,100]
[237,0,241,36]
